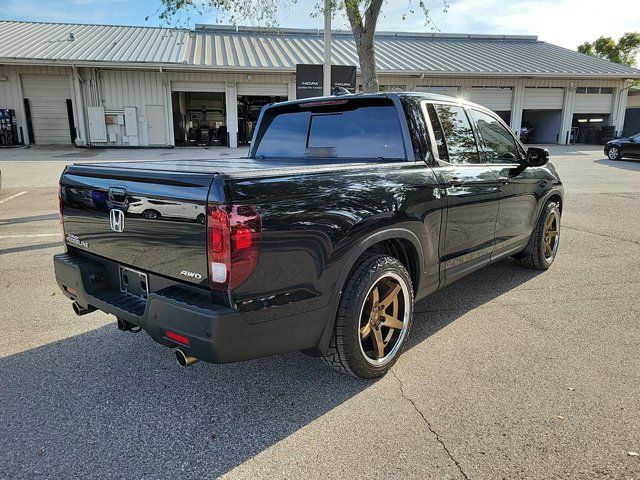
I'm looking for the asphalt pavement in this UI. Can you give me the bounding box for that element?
[0,145,639,479]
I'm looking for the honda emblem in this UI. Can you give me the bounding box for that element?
[110,209,125,233]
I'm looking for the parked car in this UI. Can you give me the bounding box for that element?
[128,197,206,223]
[54,93,564,379]
[604,133,640,160]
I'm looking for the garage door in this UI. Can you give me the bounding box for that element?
[237,83,288,97]
[468,87,512,111]
[170,81,225,92]
[416,86,460,97]
[574,90,613,114]
[524,87,564,110]
[21,74,72,144]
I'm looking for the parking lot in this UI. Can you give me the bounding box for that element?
[1,145,639,479]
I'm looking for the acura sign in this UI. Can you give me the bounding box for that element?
[296,64,357,99]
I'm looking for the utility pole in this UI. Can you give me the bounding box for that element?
[323,0,332,96]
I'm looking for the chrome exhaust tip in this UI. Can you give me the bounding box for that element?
[73,302,96,316]
[175,348,198,367]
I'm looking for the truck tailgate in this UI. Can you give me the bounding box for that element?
[60,163,216,287]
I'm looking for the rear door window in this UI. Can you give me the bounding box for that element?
[425,103,449,162]
[430,104,480,164]
[255,100,405,160]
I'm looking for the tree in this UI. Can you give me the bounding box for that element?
[577,32,640,67]
[155,0,448,92]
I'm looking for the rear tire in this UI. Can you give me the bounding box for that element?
[142,209,160,220]
[514,201,560,270]
[322,254,414,379]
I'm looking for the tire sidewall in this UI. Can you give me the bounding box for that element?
[341,257,414,379]
[537,202,561,268]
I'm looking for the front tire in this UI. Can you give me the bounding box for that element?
[323,255,414,379]
[608,146,621,160]
[514,201,561,270]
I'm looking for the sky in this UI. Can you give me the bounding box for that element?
[2,0,640,63]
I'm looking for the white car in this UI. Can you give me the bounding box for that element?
[128,197,205,224]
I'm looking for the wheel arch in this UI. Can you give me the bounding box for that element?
[313,227,425,355]
[547,192,563,215]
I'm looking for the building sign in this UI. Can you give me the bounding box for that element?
[296,64,357,99]
[331,65,356,93]
[296,64,324,99]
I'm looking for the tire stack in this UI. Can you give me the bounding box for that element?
[599,125,616,144]
[586,127,600,145]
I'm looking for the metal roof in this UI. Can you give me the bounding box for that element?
[1,20,639,78]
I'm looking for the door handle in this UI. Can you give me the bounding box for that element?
[447,176,464,186]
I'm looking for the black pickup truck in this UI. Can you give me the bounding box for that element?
[54,93,563,379]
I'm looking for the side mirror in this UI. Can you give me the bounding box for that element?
[525,147,549,168]
[629,137,635,143]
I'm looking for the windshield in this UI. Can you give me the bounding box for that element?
[253,98,406,161]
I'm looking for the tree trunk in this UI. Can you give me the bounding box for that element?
[345,0,383,93]
[355,33,379,92]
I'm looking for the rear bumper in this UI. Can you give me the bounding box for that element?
[54,251,329,364]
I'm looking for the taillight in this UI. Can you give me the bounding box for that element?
[207,204,261,290]
[58,184,65,240]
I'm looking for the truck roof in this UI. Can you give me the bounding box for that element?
[273,91,469,109]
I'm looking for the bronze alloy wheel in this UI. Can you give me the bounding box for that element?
[358,272,410,366]
[543,210,560,261]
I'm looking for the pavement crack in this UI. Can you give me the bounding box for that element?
[563,225,640,246]
[391,369,470,480]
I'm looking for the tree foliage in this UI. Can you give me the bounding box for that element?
[577,32,640,67]
[155,0,448,92]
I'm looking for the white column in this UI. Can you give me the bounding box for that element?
[10,69,30,145]
[71,69,87,146]
[510,81,525,138]
[611,84,630,137]
[225,82,238,148]
[559,86,575,145]
[164,74,174,147]
[288,77,296,100]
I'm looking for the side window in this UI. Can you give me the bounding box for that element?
[432,104,480,164]
[425,103,449,162]
[470,109,521,164]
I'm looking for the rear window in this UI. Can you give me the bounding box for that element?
[254,99,406,160]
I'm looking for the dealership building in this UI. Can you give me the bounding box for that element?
[1,20,639,148]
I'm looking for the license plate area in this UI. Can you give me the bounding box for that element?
[119,266,149,300]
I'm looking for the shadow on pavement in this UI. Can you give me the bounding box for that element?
[595,158,640,172]
[0,241,63,256]
[0,259,542,478]
[0,214,59,226]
